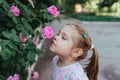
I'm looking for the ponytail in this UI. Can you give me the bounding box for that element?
[70,24,99,80]
[84,48,99,80]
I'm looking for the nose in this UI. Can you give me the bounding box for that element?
[54,35,59,41]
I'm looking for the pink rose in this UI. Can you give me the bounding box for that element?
[19,33,27,43]
[47,5,59,17]
[32,72,39,80]
[13,74,19,80]
[42,26,55,39]
[10,5,20,16]
[7,76,13,80]
[7,74,19,80]
[33,37,40,45]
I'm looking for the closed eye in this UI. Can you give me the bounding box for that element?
[62,36,67,40]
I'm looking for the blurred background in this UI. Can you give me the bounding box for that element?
[56,0,120,21]
[35,0,120,80]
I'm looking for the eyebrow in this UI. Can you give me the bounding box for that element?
[59,30,69,39]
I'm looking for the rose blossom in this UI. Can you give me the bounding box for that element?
[47,5,59,17]
[32,72,39,80]
[19,33,27,43]
[10,5,20,16]
[13,74,19,80]
[33,37,40,45]
[7,74,19,80]
[7,76,13,80]
[42,26,55,39]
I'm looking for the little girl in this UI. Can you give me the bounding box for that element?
[50,24,99,80]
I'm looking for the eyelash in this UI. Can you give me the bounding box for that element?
[57,33,59,36]
[62,36,66,40]
[57,33,66,40]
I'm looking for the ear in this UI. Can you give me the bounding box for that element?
[71,48,83,58]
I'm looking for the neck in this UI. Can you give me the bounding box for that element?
[57,56,77,67]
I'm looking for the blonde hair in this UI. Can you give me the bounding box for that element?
[66,24,99,80]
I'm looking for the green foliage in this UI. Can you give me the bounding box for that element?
[57,0,89,13]
[0,0,57,79]
[70,13,120,21]
[98,0,119,9]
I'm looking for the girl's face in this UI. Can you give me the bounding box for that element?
[50,25,79,57]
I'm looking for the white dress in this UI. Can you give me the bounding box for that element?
[51,55,89,80]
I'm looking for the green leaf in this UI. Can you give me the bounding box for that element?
[7,12,18,24]
[11,29,16,35]
[2,31,12,39]
[13,35,20,42]
[22,29,28,37]
[10,29,20,42]
[15,1,32,18]
[7,12,13,17]
[0,8,6,19]
[0,49,12,60]
[16,63,22,72]
[37,49,45,57]
[8,42,18,51]
[21,18,32,32]
[3,0,9,8]
[0,40,10,46]
[0,0,4,4]
[21,17,27,23]
[12,17,18,24]
[16,24,25,31]
[21,18,26,23]
[24,23,32,32]
[19,58,26,66]
[2,0,10,10]
[27,51,36,61]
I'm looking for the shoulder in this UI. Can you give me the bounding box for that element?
[70,67,88,80]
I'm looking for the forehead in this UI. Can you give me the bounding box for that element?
[61,25,79,38]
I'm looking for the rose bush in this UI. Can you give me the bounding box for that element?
[0,0,59,80]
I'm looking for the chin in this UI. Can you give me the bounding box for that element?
[49,46,57,54]
[49,46,54,52]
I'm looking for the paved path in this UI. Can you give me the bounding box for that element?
[35,15,120,80]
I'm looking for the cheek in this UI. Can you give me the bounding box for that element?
[50,41,73,54]
[59,43,73,53]
[49,44,60,54]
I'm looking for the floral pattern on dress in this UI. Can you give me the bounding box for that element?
[51,56,89,80]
